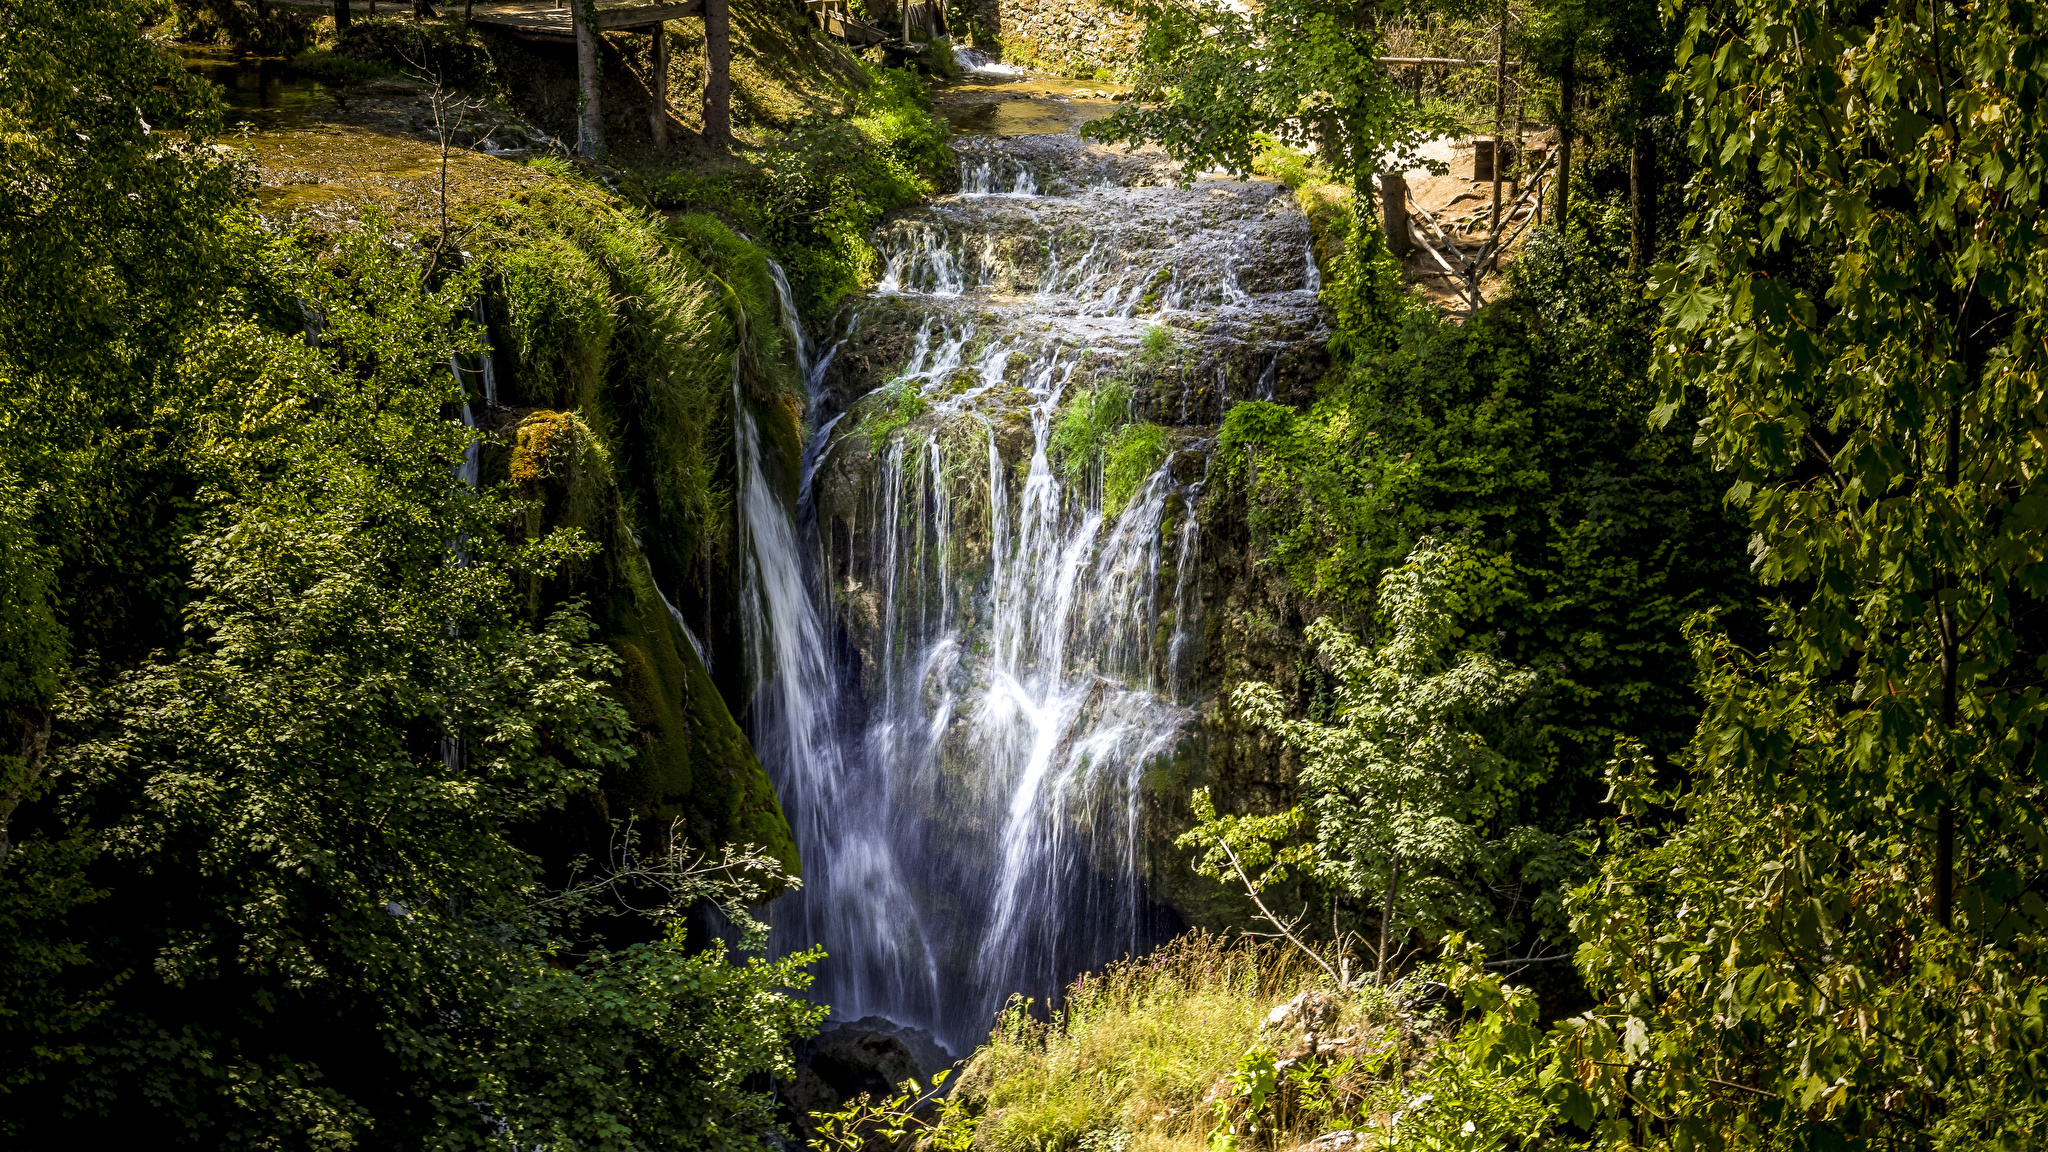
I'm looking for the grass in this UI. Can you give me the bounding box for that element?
[860,377,930,448]
[950,933,1403,1152]
[1102,423,1169,517]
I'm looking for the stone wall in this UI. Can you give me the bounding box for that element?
[958,0,1144,79]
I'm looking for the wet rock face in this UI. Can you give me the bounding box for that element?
[780,1026,926,1137]
[775,135,1326,1054]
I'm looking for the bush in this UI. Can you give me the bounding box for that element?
[1050,378,1132,482]
[289,47,391,86]
[860,376,930,448]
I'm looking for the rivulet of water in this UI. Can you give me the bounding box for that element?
[747,134,1322,1053]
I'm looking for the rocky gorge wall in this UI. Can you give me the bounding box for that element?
[955,0,1145,79]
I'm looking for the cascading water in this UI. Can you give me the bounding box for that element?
[746,132,1324,1054]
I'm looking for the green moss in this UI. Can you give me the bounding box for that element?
[472,192,802,871]
[497,234,614,411]
[606,557,799,884]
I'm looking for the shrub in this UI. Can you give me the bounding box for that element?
[331,17,497,91]
[861,377,929,448]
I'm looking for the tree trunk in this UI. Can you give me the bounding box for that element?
[1376,852,1401,985]
[575,1,603,158]
[1556,55,1575,229]
[703,0,732,145]
[334,0,351,29]
[1381,171,1408,257]
[1937,384,1961,930]
[1629,122,1655,269]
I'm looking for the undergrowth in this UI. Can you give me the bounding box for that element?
[1102,423,1168,517]
[640,66,949,315]
[817,933,1421,1152]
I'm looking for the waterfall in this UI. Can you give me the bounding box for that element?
[735,364,944,1027]
[748,135,1322,1053]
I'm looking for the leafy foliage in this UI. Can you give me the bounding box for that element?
[1086,0,1454,200]
[1103,423,1171,518]
[1521,0,2048,1143]
[1233,544,1556,964]
[1216,201,1754,852]
[0,6,824,1142]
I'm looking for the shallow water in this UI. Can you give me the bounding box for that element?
[179,44,337,129]
[931,54,1129,137]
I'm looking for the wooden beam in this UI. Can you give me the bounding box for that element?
[595,1,697,29]
[1375,56,1519,66]
[465,1,700,40]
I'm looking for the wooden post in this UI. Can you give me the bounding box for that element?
[1381,172,1408,257]
[1490,0,1506,267]
[1556,54,1575,229]
[703,0,732,144]
[575,0,603,158]
[650,23,670,148]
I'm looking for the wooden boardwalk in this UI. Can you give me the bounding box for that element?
[468,1,701,43]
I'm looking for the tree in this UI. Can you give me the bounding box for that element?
[1232,542,1545,981]
[0,0,244,858]
[1087,0,1455,213]
[1517,0,2048,1142]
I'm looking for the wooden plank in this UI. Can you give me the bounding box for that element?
[467,1,699,39]
[596,2,698,29]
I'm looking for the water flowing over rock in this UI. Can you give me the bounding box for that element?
[744,133,1326,1054]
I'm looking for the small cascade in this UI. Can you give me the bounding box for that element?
[754,133,1323,1052]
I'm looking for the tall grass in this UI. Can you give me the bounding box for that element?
[955,933,1394,1152]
